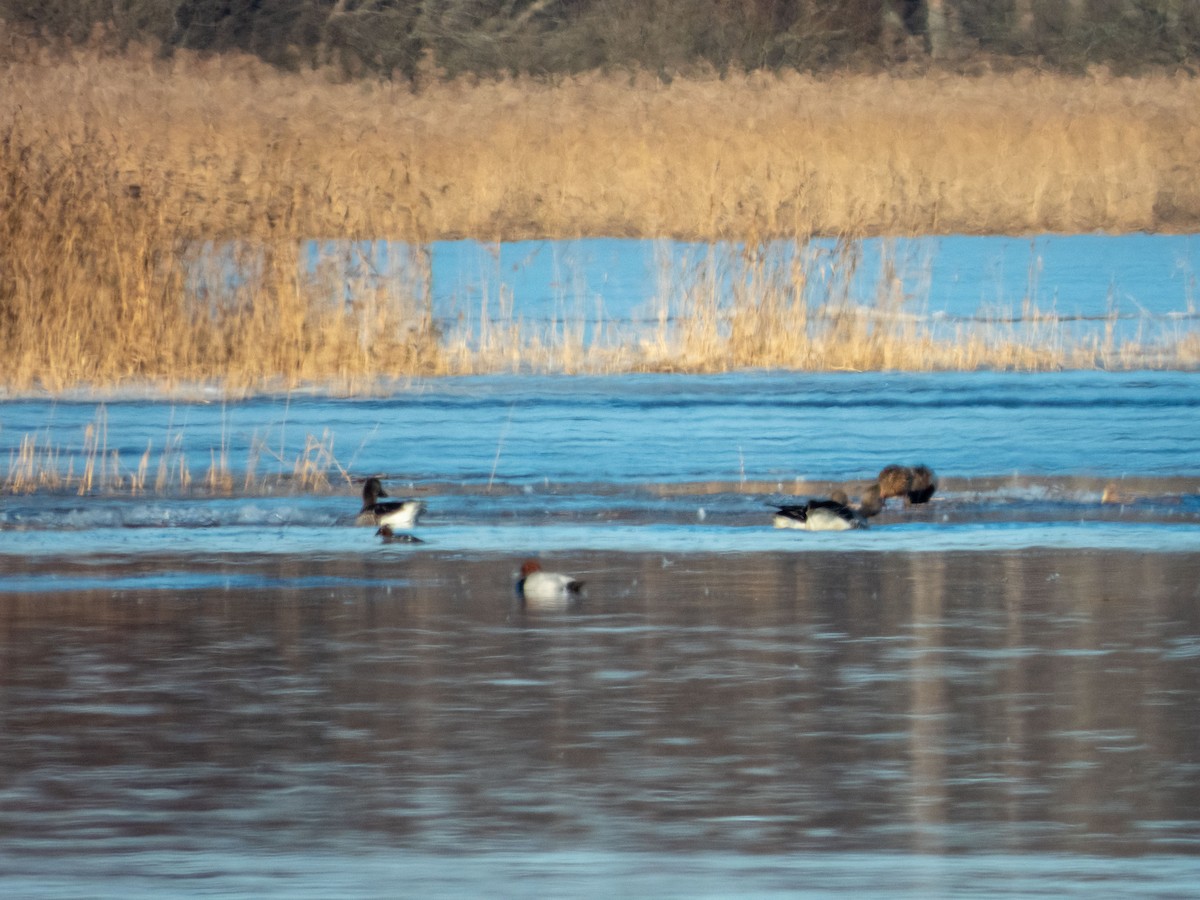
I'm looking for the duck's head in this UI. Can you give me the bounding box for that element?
[362,477,388,502]
[519,559,543,579]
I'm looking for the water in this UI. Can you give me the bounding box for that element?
[3,237,1200,896]
[306,233,1200,348]
[2,552,1200,896]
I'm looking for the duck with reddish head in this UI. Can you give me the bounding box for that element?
[376,524,423,544]
[516,559,584,610]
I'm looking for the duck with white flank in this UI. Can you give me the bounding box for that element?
[355,477,424,529]
[771,484,882,531]
[516,559,584,610]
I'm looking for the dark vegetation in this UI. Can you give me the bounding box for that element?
[2,0,1199,79]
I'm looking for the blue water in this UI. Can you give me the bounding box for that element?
[3,850,1200,898]
[3,371,1199,484]
[2,369,1199,569]
[305,234,1200,347]
[3,236,1200,896]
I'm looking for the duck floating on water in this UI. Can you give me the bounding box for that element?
[355,477,424,529]
[771,484,882,531]
[516,559,584,609]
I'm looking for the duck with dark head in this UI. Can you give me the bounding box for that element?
[355,477,424,529]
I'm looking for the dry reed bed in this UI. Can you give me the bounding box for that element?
[2,49,1200,391]
[7,50,1200,240]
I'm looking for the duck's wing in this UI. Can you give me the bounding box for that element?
[771,504,810,523]
[805,498,848,512]
[363,499,424,528]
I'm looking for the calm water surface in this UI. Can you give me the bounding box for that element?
[2,551,1200,896]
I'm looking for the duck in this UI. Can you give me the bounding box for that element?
[376,524,423,544]
[772,502,864,531]
[857,483,884,517]
[516,559,584,609]
[355,477,424,528]
[906,465,937,504]
[876,464,937,506]
[877,465,914,502]
[771,484,882,531]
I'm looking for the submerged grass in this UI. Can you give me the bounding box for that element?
[2,49,1200,390]
[625,239,1199,373]
[2,407,351,496]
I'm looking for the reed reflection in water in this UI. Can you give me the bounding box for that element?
[1,549,1199,886]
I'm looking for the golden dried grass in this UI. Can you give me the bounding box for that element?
[2,49,1199,390]
[8,50,1194,242]
[2,408,350,496]
[626,240,1199,373]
